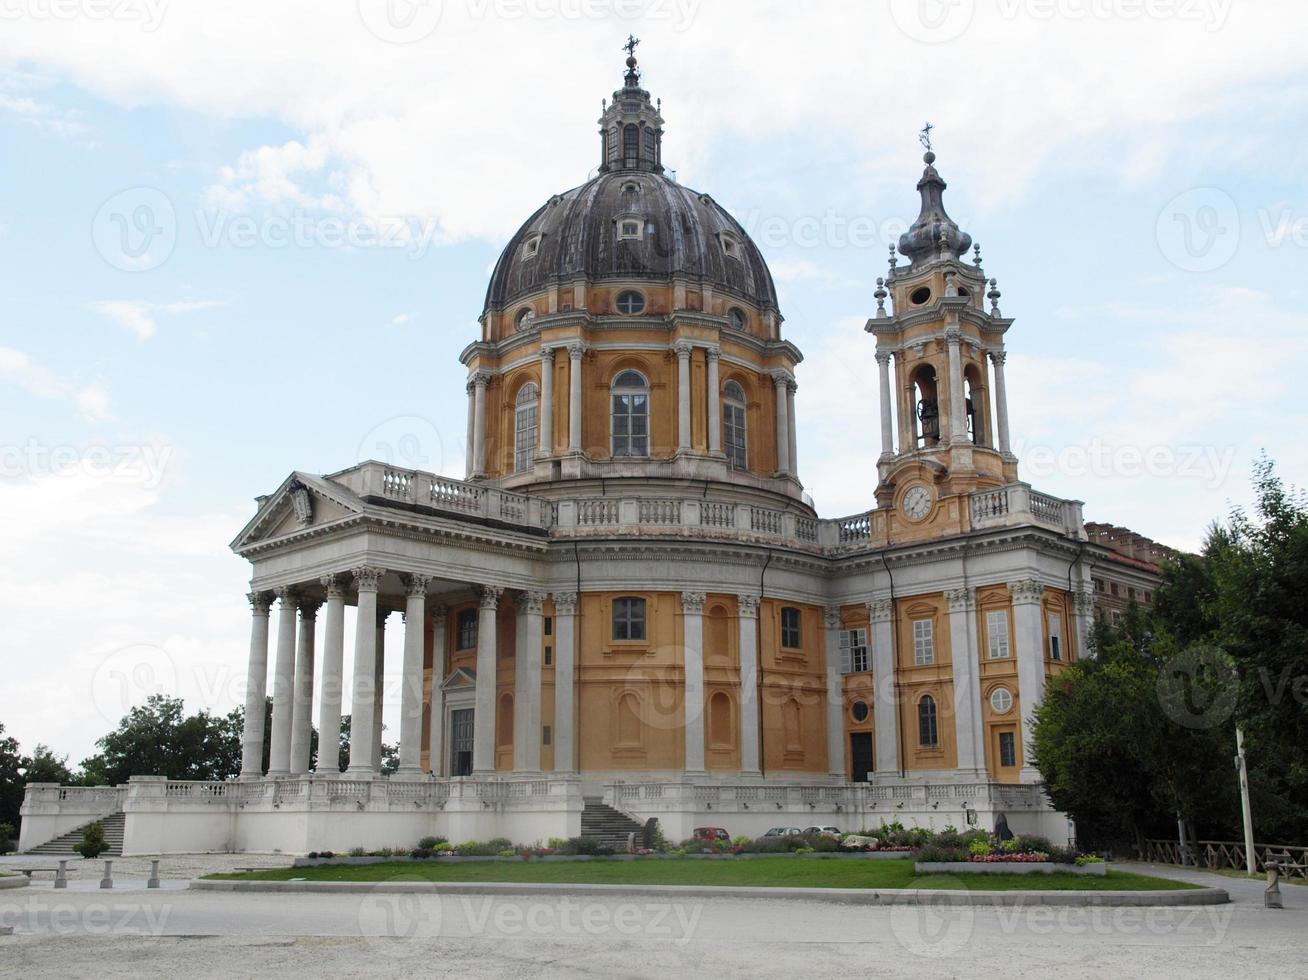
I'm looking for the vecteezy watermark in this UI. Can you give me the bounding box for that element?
[90,643,180,726]
[1,896,174,936]
[0,440,174,489]
[736,209,920,252]
[356,0,445,43]
[1257,207,1308,249]
[0,0,169,31]
[194,209,442,260]
[889,0,1231,43]
[357,416,448,473]
[1156,644,1239,730]
[357,886,704,948]
[1013,439,1238,491]
[889,892,976,957]
[992,901,1235,943]
[888,0,976,44]
[92,187,177,273]
[1156,187,1241,273]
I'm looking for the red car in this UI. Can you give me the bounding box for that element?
[692,827,731,842]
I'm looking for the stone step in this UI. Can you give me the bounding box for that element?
[26,812,125,856]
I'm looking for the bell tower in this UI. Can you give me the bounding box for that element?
[597,36,665,174]
[867,133,1018,537]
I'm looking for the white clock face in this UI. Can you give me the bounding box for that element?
[902,486,933,521]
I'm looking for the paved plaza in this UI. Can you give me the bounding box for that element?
[0,858,1303,978]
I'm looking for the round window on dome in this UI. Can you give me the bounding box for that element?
[616,291,645,315]
[990,687,1013,714]
[910,286,933,306]
[851,701,870,723]
[728,307,747,331]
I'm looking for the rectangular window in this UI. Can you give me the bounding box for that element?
[514,400,538,474]
[912,619,935,666]
[839,629,870,674]
[544,645,553,667]
[456,609,478,650]
[1094,578,1105,593]
[781,607,802,649]
[1048,612,1063,661]
[544,616,553,636]
[999,731,1017,767]
[724,401,747,468]
[612,597,646,642]
[542,725,552,746]
[986,610,1010,659]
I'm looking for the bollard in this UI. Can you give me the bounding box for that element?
[1266,861,1284,910]
[148,859,160,889]
[100,860,113,890]
[54,859,67,890]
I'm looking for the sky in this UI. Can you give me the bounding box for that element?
[2,0,1306,764]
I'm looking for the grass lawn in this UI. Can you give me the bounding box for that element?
[207,857,1196,892]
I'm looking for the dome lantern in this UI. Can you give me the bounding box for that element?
[598,36,665,174]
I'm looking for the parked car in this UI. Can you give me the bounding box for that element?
[692,827,731,842]
[759,827,803,840]
[804,826,842,839]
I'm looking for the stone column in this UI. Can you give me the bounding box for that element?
[681,592,706,773]
[465,381,475,479]
[946,327,967,444]
[552,592,578,773]
[674,341,693,452]
[373,609,388,771]
[397,575,430,776]
[786,379,799,481]
[736,595,761,775]
[567,343,586,453]
[868,599,899,774]
[317,575,347,773]
[1009,578,1046,780]
[428,605,447,774]
[1072,586,1096,660]
[471,372,490,478]
[990,350,1012,456]
[516,591,546,772]
[772,371,791,476]
[240,593,273,778]
[706,347,722,455]
[823,608,846,778]
[473,585,502,774]
[289,598,320,775]
[538,346,555,455]
[347,567,383,774]
[946,588,984,775]
[267,587,299,777]
[876,351,895,457]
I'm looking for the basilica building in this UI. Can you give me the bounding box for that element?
[22,52,1161,855]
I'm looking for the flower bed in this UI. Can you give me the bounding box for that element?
[915,861,1107,876]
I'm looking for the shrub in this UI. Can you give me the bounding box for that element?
[968,838,992,858]
[1075,854,1105,866]
[348,846,366,857]
[547,837,567,850]
[454,840,502,857]
[1000,837,1021,854]
[732,835,753,849]
[0,823,14,854]
[307,851,320,860]
[417,836,446,851]
[74,822,109,859]
[1046,846,1078,865]
[320,850,335,859]
[917,844,970,863]
[1015,834,1053,855]
[435,841,453,852]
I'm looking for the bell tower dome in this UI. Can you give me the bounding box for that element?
[866,131,1019,537]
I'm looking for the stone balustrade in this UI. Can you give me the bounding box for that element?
[341,461,1086,552]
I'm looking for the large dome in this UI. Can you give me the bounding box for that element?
[484,170,780,315]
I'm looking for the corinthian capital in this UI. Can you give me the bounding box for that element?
[875,351,892,367]
[352,566,385,592]
[737,594,760,618]
[680,591,706,613]
[479,585,504,610]
[567,342,589,360]
[867,598,894,624]
[247,592,274,615]
[552,591,579,615]
[989,350,1007,367]
[673,340,695,359]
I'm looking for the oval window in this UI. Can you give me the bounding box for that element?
[990,687,1013,714]
[616,290,645,315]
[728,307,747,331]
[910,286,932,306]
[851,701,870,723]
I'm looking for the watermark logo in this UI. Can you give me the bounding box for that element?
[90,643,179,725]
[0,0,169,31]
[1156,644,1238,730]
[357,415,448,474]
[358,880,441,954]
[357,0,445,43]
[888,0,976,44]
[1156,187,1240,273]
[889,892,976,957]
[92,187,177,272]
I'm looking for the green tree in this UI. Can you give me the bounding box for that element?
[0,724,22,839]
[22,745,76,786]
[80,695,244,785]
[74,821,108,859]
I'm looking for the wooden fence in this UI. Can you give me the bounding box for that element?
[1143,838,1308,877]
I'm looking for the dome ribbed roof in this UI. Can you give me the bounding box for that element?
[483,171,779,314]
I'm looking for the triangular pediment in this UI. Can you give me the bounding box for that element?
[440,667,477,691]
[230,471,366,552]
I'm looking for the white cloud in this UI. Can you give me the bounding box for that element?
[387,312,413,328]
[0,346,112,422]
[89,299,225,340]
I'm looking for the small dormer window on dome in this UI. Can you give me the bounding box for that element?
[522,232,543,259]
[616,214,644,241]
[719,231,742,260]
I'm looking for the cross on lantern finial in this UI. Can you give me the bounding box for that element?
[624,35,641,58]
[919,121,935,153]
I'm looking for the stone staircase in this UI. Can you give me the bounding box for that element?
[580,798,645,849]
[26,811,125,856]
